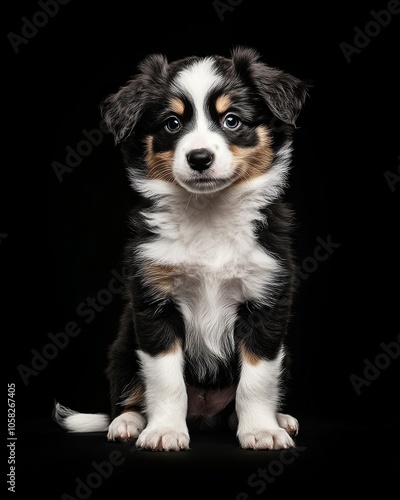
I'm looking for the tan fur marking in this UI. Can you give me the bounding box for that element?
[122,383,145,408]
[215,94,232,114]
[231,126,274,183]
[162,339,183,355]
[240,344,261,366]
[169,97,185,116]
[143,260,181,296]
[145,136,174,182]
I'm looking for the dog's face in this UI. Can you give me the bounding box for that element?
[101,47,308,194]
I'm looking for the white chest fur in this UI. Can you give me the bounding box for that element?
[135,177,283,380]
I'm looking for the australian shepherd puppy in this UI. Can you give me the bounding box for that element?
[55,46,309,451]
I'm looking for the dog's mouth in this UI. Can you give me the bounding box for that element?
[178,176,234,194]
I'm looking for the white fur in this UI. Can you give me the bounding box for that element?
[136,347,190,450]
[235,349,295,449]
[53,402,109,432]
[173,58,220,109]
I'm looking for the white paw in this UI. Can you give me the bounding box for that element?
[238,428,295,450]
[277,412,299,436]
[136,425,190,451]
[107,412,146,442]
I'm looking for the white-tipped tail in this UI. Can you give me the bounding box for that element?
[53,402,110,433]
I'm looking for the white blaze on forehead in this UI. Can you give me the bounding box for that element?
[173,58,222,122]
[171,57,233,189]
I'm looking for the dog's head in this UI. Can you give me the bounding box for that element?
[101,46,309,194]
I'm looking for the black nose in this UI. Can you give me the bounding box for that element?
[186,148,214,172]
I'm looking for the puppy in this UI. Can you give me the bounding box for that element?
[55,46,309,451]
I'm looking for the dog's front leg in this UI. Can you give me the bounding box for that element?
[135,342,189,451]
[235,344,295,450]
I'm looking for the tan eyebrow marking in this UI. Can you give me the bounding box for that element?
[169,97,185,115]
[215,94,232,114]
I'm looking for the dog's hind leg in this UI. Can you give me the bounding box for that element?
[106,303,146,441]
[276,412,299,436]
[107,409,146,441]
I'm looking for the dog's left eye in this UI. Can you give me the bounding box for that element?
[165,116,182,133]
[222,114,241,130]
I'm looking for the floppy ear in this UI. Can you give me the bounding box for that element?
[232,46,310,125]
[100,54,169,144]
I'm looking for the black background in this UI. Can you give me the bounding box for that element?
[3,0,399,498]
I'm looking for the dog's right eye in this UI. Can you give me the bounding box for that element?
[165,116,182,133]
